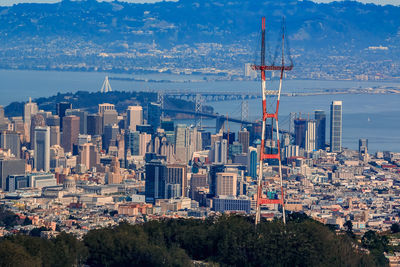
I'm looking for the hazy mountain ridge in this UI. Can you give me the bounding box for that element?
[0,0,399,48]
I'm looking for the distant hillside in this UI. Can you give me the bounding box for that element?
[0,0,398,48]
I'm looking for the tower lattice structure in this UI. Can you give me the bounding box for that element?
[252,17,293,225]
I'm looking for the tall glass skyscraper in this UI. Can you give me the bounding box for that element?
[330,101,342,152]
[314,110,326,150]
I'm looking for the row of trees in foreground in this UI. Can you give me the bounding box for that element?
[0,214,390,266]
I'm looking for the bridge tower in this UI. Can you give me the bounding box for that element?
[158,91,165,119]
[252,17,293,225]
[241,100,249,129]
[100,76,112,93]
[195,94,203,129]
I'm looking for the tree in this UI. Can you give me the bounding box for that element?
[344,220,355,238]
[391,223,400,234]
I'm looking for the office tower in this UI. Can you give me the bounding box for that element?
[103,124,119,151]
[78,134,91,145]
[201,131,211,149]
[359,139,368,155]
[175,124,188,162]
[78,143,99,170]
[294,118,307,149]
[145,160,167,202]
[136,124,153,135]
[125,130,140,156]
[11,117,25,134]
[37,110,52,119]
[24,97,38,125]
[87,114,102,136]
[213,139,228,164]
[314,110,326,150]
[56,102,72,131]
[107,157,122,184]
[223,132,235,145]
[147,102,161,131]
[161,120,174,132]
[0,106,9,131]
[166,164,187,197]
[34,126,50,172]
[248,147,258,179]
[330,101,342,152]
[229,142,243,158]
[209,164,225,196]
[49,126,60,146]
[62,115,80,153]
[0,131,21,158]
[190,173,208,198]
[30,114,46,150]
[305,120,316,152]
[238,129,250,153]
[126,106,143,131]
[98,103,115,114]
[139,133,152,156]
[66,109,88,134]
[46,115,60,127]
[0,157,25,190]
[102,109,118,129]
[215,172,237,196]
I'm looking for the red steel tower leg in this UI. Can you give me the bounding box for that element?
[253,17,292,226]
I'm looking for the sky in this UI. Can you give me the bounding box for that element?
[0,0,399,6]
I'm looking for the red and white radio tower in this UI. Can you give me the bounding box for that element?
[252,17,293,225]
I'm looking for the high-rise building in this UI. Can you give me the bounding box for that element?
[305,120,316,152]
[238,129,250,153]
[34,126,50,172]
[46,115,60,127]
[215,172,237,196]
[0,157,25,190]
[30,114,46,150]
[125,130,140,156]
[78,143,99,170]
[359,138,368,155]
[23,97,38,125]
[209,164,225,196]
[0,131,21,158]
[330,101,342,152]
[145,160,167,202]
[314,110,326,150]
[102,110,118,129]
[56,102,72,131]
[62,115,80,153]
[248,147,257,179]
[147,102,161,131]
[294,118,307,149]
[66,109,88,134]
[49,126,60,146]
[161,120,174,132]
[87,114,103,136]
[166,164,187,197]
[126,106,143,131]
[139,133,152,156]
[103,124,119,151]
[98,103,115,115]
[213,139,228,164]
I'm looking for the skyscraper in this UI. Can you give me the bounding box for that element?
[215,172,237,197]
[34,126,50,172]
[0,131,21,158]
[126,106,143,131]
[49,126,60,146]
[0,158,25,191]
[56,102,72,131]
[145,159,167,203]
[147,102,161,131]
[314,110,326,150]
[103,124,119,150]
[294,118,307,149]
[305,120,316,152]
[24,97,38,126]
[238,129,250,153]
[248,147,257,179]
[66,109,88,134]
[87,114,103,136]
[330,101,342,152]
[125,130,140,156]
[166,164,187,197]
[359,139,368,155]
[62,115,80,153]
[30,114,46,150]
